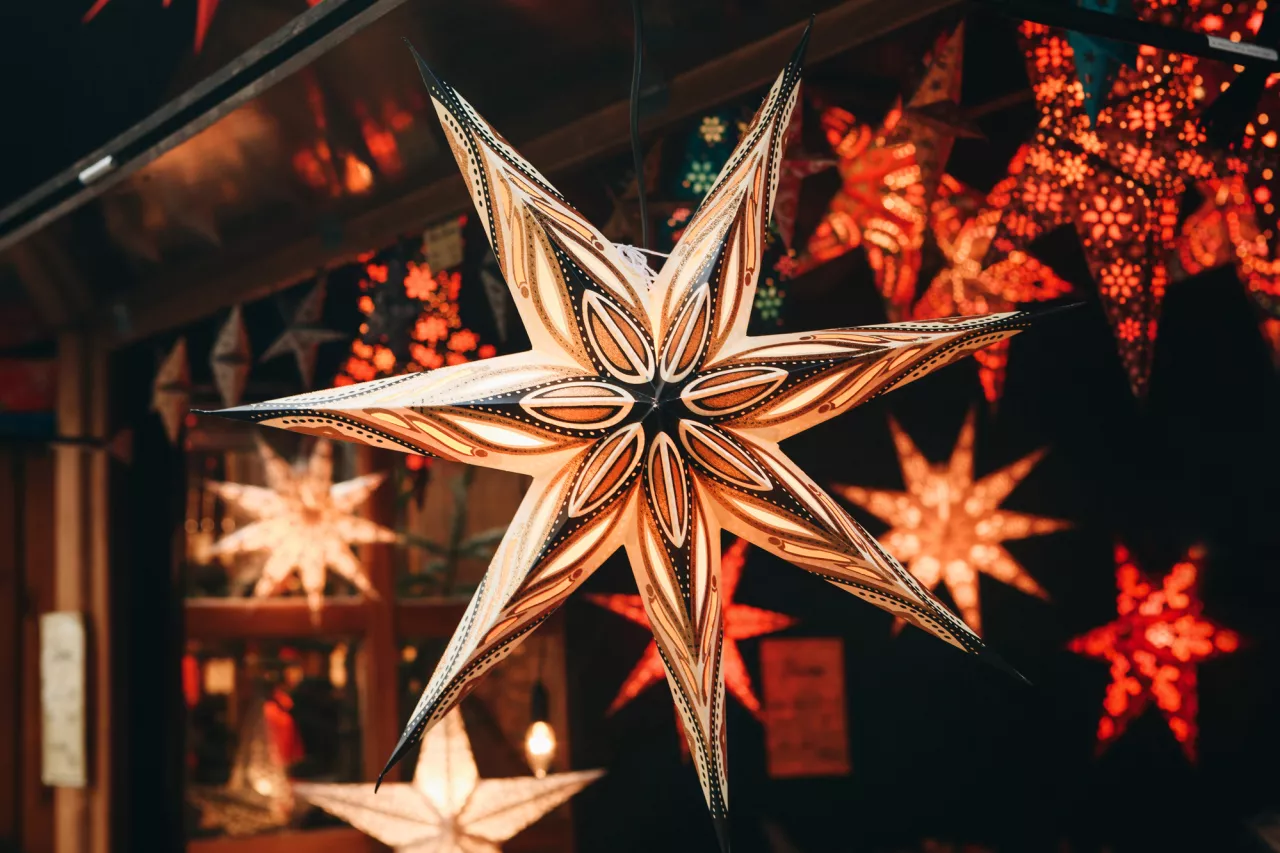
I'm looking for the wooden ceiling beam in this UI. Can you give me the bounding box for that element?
[6,234,94,330]
[104,0,961,349]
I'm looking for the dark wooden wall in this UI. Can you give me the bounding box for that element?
[0,449,56,853]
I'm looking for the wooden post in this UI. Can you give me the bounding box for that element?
[354,445,401,785]
[52,331,112,853]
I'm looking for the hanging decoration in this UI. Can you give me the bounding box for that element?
[83,0,220,53]
[187,697,295,837]
[589,537,795,718]
[151,336,191,445]
[336,228,494,386]
[211,305,252,409]
[1069,543,1240,760]
[602,141,665,246]
[798,24,969,319]
[914,174,1072,405]
[210,30,1041,844]
[260,278,347,389]
[1064,0,1138,125]
[295,708,603,853]
[993,18,1212,396]
[834,411,1068,635]
[1174,1,1280,365]
[206,438,396,616]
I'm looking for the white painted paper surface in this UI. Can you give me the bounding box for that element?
[40,611,87,788]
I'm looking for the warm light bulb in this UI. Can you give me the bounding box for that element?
[524,720,556,778]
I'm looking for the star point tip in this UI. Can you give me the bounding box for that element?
[981,644,1032,686]
[790,16,814,66]
[712,814,732,853]
[404,39,446,94]
[195,404,259,423]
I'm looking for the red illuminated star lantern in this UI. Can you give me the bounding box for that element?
[1069,544,1240,761]
[798,25,967,319]
[588,538,795,718]
[915,174,1072,405]
[994,20,1212,396]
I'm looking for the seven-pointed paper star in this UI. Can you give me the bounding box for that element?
[295,707,603,853]
[834,411,1068,635]
[208,25,1039,845]
[211,305,252,408]
[187,698,294,837]
[260,280,348,389]
[206,438,396,616]
[589,537,795,717]
[1069,544,1240,761]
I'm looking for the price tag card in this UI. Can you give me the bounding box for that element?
[40,612,87,788]
[760,637,850,779]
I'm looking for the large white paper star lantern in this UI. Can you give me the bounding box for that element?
[208,23,1039,847]
[294,708,602,853]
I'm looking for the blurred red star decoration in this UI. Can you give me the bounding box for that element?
[914,173,1072,405]
[588,538,795,719]
[993,18,1212,396]
[796,25,969,320]
[1175,1,1280,365]
[1069,543,1239,761]
[83,0,221,53]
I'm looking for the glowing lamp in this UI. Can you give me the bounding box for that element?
[524,681,556,778]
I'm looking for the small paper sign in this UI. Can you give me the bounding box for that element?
[422,219,465,271]
[40,612,87,788]
[760,637,850,779]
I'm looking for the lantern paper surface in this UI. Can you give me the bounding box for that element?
[295,708,602,853]
[1069,544,1239,760]
[211,305,251,409]
[589,537,795,718]
[834,411,1068,635]
[152,336,191,445]
[206,438,396,615]
[187,698,294,837]
[209,27,1039,843]
[260,280,347,388]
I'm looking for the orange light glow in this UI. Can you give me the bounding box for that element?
[1069,544,1239,761]
[790,26,966,320]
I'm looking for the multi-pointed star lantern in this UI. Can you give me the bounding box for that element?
[589,537,795,718]
[1069,543,1239,760]
[914,174,1072,405]
[800,25,969,319]
[207,26,1040,846]
[993,19,1213,396]
[834,411,1068,635]
[187,698,295,837]
[207,438,396,616]
[296,708,601,853]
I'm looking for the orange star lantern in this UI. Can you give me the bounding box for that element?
[834,411,1068,635]
[799,26,967,319]
[915,174,1072,405]
[589,538,795,718]
[995,19,1212,396]
[1069,544,1239,760]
